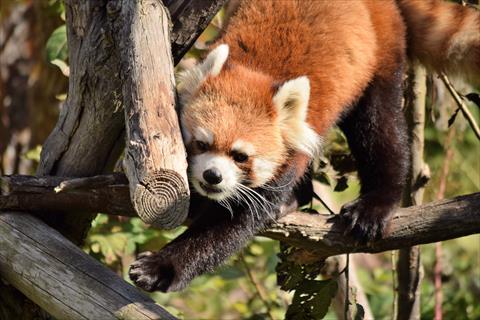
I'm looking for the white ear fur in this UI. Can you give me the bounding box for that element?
[273,76,320,156]
[200,44,229,77]
[177,45,229,105]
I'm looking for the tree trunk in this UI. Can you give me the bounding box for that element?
[397,65,428,320]
[0,0,226,318]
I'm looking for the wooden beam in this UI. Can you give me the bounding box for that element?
[0,212,175,320]
[0,174,135,216]
[2,174,480,257]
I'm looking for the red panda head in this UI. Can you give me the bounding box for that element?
[177,44,319,201]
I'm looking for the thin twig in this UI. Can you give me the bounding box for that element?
[433,126,456,320]
[344,253,350,320]
[239,253,275,320]
[313,191,336,215]
[439,73,480,140]
[391,251,398,320]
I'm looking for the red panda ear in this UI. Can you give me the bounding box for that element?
[273,76,320,156]
[177,44,229,106]
[199,44,229,77]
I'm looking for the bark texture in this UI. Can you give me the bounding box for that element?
[0,212,175,320]
[2,174,479,256]
[1,0,225,317]
[397,64,428,320]
[119,0,189,228]
[265,192,480,257]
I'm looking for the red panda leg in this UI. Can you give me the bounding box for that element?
[129,165,299,292]
[338,64,408,243]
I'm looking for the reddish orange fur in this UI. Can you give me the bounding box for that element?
[211,0,407,136]
[200,0,479,139]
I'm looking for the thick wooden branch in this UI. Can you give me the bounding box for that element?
[119,0,189,229]
[2,175,479,256]
[265,193,480,258]
[0,174,135,216]
[166,0,228,64]
[0,212,175,320]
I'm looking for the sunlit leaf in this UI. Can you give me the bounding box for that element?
[285,279,337,320]
[51,59,70,76]
[46,25,68,62]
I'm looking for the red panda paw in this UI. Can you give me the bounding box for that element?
[129,251,177,292]
[339,193,396,244]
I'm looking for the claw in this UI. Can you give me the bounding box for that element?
[128,251,175,292]
[339,194,395,243]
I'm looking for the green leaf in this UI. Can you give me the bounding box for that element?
[334,176,349,192]
[46,25,68,62]
[355,303,365,320]
[448,107,460,128]
[23,145,42,162]
[315,171,331,186]
[466,93,480,109]
[285,279,338,320]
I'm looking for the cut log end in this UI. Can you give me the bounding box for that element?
[133,169,189,229]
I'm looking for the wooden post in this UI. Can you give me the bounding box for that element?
[0,212,175,320]
[119,0,189,229]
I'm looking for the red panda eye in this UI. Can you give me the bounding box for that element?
[196,141,209,152]
[232,151,248,163]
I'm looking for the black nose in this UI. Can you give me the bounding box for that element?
[203,168,223,185]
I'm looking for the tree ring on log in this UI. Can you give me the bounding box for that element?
[133,169,189,229]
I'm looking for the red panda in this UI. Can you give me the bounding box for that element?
[130,0,480,292]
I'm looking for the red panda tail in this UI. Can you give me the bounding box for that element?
[397,0,480,85]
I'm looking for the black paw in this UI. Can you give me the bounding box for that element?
[340,194,396,243]
[129,251,176,292]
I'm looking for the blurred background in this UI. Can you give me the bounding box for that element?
[1,0,479,319]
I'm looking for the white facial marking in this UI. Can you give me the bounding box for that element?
[190,152,240,200]
[232,139,255,156]
[252,158,276,186]
[193,127,214,145]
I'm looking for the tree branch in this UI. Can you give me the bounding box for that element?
[265,192,480,258]
[2,174,479,257]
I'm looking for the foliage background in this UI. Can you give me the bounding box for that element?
[1,1,479,319]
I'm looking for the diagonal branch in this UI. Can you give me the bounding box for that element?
[440,73,480,140]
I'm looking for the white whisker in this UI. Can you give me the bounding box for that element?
[236,184,276,221]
